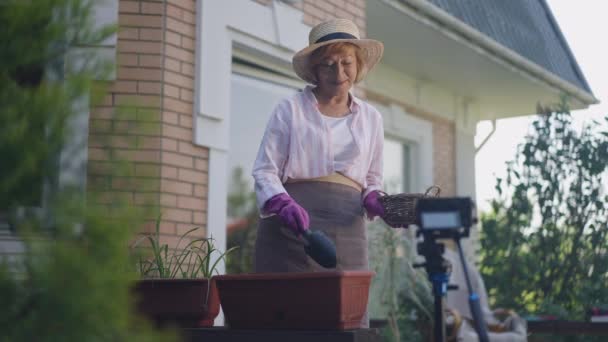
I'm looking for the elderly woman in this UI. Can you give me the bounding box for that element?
[253,18,395,276]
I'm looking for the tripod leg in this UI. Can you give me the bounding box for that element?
[433,290,446,342]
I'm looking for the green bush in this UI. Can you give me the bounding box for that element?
[0,1,175,341]
[480,102,608,341]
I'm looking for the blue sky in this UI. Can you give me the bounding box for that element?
[475,0,608,212]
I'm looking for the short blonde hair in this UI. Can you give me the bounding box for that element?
[309,42,363,84]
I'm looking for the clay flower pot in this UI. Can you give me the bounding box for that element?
[134,278,220,327]
[215,271,374,330]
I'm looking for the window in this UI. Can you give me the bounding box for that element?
[227,66,301,195]
[383,137,413,194]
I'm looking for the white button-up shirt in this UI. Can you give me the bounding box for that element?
[252,85,384,210]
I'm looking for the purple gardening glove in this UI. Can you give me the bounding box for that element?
[263,193,310,236]
[363,190,385,220]
[363,190,402,228]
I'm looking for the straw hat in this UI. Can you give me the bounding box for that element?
[292,18,384,84]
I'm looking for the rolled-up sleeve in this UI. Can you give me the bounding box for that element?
[363,114,384,199]
[252,101,291,212]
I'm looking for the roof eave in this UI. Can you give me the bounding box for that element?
[395,0,599,107]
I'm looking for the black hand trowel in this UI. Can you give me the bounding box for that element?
[302,229,337,268]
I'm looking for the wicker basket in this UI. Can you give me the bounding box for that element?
[378,186,441,227]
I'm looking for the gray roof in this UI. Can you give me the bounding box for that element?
[426,0,592,94]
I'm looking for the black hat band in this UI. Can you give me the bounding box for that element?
[314,32,357,44]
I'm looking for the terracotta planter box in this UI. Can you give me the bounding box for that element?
[134,278,220,327]
[215,271,374,330]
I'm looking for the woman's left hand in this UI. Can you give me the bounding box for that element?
[363,191,403,228]
[363,191,385,220]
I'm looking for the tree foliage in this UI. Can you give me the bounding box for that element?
[479,102,608,319]
[0,1,175,340]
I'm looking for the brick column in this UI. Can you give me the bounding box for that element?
[88,0,208,246]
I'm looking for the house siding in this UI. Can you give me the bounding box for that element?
[87,0,457,247]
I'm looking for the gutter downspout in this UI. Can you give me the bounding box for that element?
[384,0,598,106]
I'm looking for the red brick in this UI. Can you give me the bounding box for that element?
[162,208,193,223]
[176,141,199,156]
[179,88,193,102]
[141,2,164,15]
[139,54,162,68]
[118,27,139,40]
[164,57,181,72]
[163,83,180,97]
[88,161,115,174]
[193,211,206,225]
[167,17,195,38]
[181,36,195,51]
[89,147,111,161]
[138,81,162,94]
[164,70,193,88]
[90,107,114,120]
[119,1,140,13]
[194,158,209,171]
[108,135,138,148]
[139,28,163,41]
[118,40,162,54]
[137,136,162,149]
[168,0,196,12]
[119,14,163,28]
[89,120,112,133]
[114,94,161,107]
[118,67,162,81]
[162,165,178,179]
[161,179,194,195]
[165,30,181,46]
[110,80,137,93]
[164,97,191,114]
[182,10,196,24]
[134,192,160,205]
[177,195,206,211]
[163,123,192,141]
[162,111,180,125]
[178,168,207,184]
[160,193,177,206]
[166,4,183,20]
[118,53,138,66]
[162,137,178,151]
[161,151,194,168]
[165,45,194,63]
[134,163,160,178]
[176,223,205,238]
[114,149,160,163]
[178,113,192,128]
[181,62,194,76]
[194,184,207,197]
[136,108,161,122]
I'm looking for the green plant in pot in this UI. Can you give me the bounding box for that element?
[132,215,237,328]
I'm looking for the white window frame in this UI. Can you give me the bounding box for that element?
[195,0,310,283]
[371,101,434,192]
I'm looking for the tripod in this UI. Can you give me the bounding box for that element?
[415,236,489,342]
[414,237,452,342]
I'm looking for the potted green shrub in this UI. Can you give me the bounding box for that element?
[131,216,236,328]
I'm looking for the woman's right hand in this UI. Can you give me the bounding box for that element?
[263,193,310,236]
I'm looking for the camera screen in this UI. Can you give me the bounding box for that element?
[420,211,461,229]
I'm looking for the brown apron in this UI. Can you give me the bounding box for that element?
[254,180,370,327]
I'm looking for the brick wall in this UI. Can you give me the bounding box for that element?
[89,0,207,246]
[432,120,457,196]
